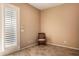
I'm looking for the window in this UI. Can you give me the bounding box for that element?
[0,4,20,55]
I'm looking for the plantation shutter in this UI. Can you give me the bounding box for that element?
[4,7,17,48]
[0,4,20,55]
[0,8,2,51]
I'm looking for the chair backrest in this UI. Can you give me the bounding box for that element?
[38,33,46,39]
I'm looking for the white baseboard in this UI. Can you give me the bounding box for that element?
[21,42,37,50]
[47,42,79,50]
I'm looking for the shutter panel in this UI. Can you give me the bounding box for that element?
[4,7,17,48]
[0,9,2,51]
[0,7,2,51]
[0,4,20,55]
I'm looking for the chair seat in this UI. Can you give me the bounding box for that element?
[38,39,45,41]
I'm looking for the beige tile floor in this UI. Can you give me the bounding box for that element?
[8,45,79,56]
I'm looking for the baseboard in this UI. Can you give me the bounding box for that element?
[47,42,79,50]
[21,42,37,50]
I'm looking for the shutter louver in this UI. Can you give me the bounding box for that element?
[4,8,17,48]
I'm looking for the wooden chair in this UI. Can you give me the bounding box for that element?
[37,33,46,45]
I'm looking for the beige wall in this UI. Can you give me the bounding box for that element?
[12,3,40,48]
[41,4,79,48]
[1,3,79,49]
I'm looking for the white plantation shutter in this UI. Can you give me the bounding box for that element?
[0,6,2,51]
[0,4,20,55]
[4,8,17,48]
[0,10,2,51]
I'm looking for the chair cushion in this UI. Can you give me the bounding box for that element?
[38,39,45,41]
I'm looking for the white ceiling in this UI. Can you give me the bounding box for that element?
[29,3,64,10]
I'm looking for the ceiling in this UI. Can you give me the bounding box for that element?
[29,3,64,10]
